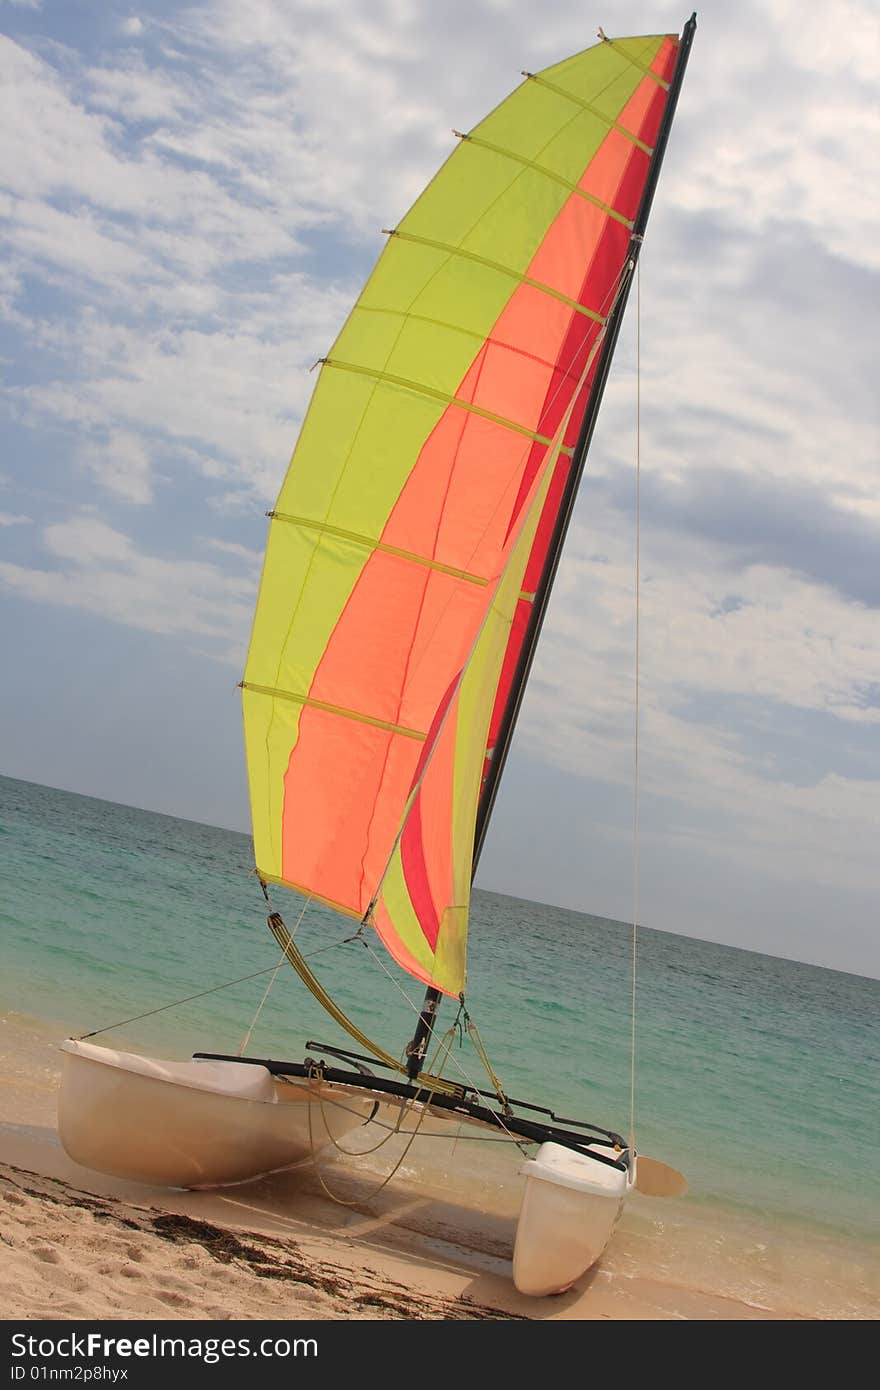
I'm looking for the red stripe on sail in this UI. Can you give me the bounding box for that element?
[398,674,461,952]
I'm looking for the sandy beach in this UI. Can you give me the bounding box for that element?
[0,1136,782,1323]
[7,1010,876,1322]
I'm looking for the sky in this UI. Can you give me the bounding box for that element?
[1,0,877,978]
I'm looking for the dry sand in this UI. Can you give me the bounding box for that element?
[1,1160,507,1321]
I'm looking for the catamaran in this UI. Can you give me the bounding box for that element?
[59,15,696,1297]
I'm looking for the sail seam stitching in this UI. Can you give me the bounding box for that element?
[242,682,427,741]
[386,230,606,324]
[522,72,653,153]
[355,303,485,343]
[322,358,575,454]
[455,132,634,228]
[269,511,489,587]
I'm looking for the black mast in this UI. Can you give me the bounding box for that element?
[405,14,697,1080]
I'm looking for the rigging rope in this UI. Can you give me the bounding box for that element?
[301,996,528,1209]
[359,936,528,1153]
[236,954,285,1057]
[266,908,465,1098]
[302,1015,467,1206]
[74,963,302,1041]
[629,255,642,1156]
[464,1013,510,1113]
[303,1063,436,1208]
[74,922,354,1040]
[237,890,313,1055]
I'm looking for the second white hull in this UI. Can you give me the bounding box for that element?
[512,1141,631,1295]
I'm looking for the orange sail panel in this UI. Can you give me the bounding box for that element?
[242,31,679,987]
[374,372,585,995]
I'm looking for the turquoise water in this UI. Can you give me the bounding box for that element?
[1,772,878,1253]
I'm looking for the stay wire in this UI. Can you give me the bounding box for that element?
[358,937,528,1154]
[237,891,314,1056]
[629,258,642,1156]
[73,932,357,1042]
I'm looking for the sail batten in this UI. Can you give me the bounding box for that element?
[602,35,672,86]
[385,230,608,322]
[269,511,490,586]
[455,131,635,227]
[241,682,428,741]
[321,357,578,451]
[522,72,653,154]
[243,28,684,996]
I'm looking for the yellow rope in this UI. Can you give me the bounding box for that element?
[300,1006,529,1210]
[304,1063,436,1208]
[261,891,515,1120]
[303,1019,480,1206]
[466,1016,509,1109]
[266,911,463,1098]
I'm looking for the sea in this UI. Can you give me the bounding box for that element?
[1,772,878,1318]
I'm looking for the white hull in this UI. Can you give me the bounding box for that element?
[512,1141,631,1296]
[58,1039,376,1188]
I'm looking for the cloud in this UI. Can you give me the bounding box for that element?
[78,432,153,505]
[2,194,157,286]
[0,511,31,526]
[86,58,188,124]
[661,3,880,276]
[0,515,255,656]
[200,537,263,564]
[0,35,307,293]
[509,477,880,910]
[120,17,144,38]
[606,464,880,610]
[526,496,879,762]
[10,286,351,506]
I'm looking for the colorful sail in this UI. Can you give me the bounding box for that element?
[373,365,590,995]
[242,30,681,991]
